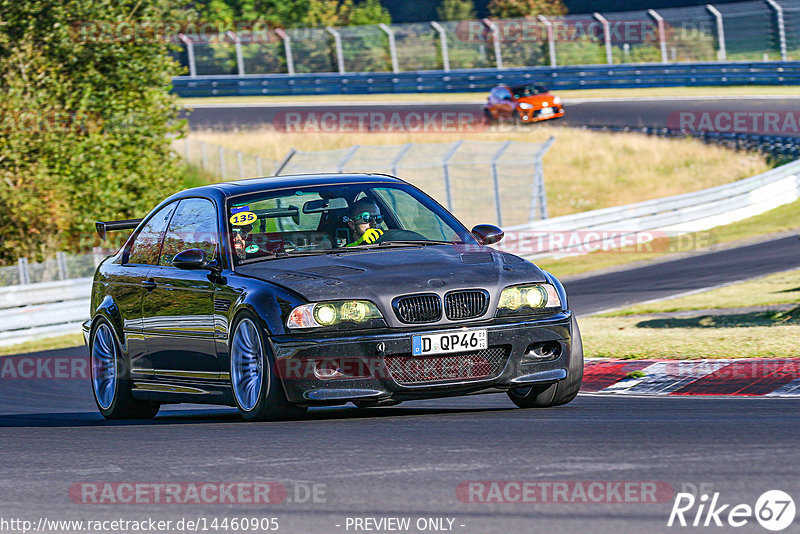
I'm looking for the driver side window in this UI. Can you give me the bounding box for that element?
[159,198,219,267]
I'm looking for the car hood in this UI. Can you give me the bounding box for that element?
[236,245,547,325]
[518,94,556,106]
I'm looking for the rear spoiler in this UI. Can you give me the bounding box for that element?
[95,219,142,241]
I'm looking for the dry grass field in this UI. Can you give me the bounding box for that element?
[188,126,770,218]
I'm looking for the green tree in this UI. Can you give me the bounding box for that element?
[0,0,185,263]
[437,0,477,21]
[487,0,566,18]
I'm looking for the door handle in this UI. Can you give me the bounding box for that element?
[141,279,157,291]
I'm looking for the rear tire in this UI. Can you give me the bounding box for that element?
[90,318,160,420]
[230,312,307,422]
[507,315,583,408]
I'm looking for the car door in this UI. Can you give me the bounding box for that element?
[496,87,514,119]
[115,202,178,378]
[141,197,221,379]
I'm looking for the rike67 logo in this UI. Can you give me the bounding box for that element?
[668,490,795,531]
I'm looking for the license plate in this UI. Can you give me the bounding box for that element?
[540,107,554,116]
[412,329,487,356]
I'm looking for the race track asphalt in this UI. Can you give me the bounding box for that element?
[182,97,800,132]
[0,381,798,534]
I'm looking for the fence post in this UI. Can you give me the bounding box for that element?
[226,31,245,76]
[56,252,68,280]
[275,28,295,75]
[17,257,29,285]
[430,21,450,72]
[593,13,613,64]
[766,0,787,61]
[482,18,503,69]
[183,137,190,161]
[237,151,245,178]
[379,23,399,73]
[648,9,668,64]
[178,34,197,77]
[200,141,208,169]
[274,148,297,176]
[490,141,512,227]
[326,26,346,74]
[219,146,226,177]
[256,156,263,177]
[537,15,557,67]
[706,5,727,61]
[390,143,413,176]
[337,145,360,172]
[531,136,555,221]
[441,140,463,212]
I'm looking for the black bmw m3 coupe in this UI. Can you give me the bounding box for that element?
[85,173,583,421]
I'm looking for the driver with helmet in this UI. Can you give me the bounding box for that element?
[345,199,384,247]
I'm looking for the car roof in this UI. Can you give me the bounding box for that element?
[173,173,408,201]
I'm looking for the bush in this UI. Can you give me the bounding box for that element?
[0,0,186,263]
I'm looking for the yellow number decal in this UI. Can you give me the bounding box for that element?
[229,211,256,225]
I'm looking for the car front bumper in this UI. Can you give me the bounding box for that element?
[269,312,576,405]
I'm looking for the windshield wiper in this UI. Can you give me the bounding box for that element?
[378,240,458,246]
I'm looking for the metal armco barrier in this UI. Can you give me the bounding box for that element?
[0,278,91,347]
[172,61,800,97]
[504,159,800,257]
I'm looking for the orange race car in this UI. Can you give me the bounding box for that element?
[483,83,564,124]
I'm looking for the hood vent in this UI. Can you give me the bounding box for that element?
[274,272,319,281]
[460,252,494,264]
[302,265,365,276]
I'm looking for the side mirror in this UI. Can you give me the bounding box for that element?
[471,224,504,245]
[172,248,209,270]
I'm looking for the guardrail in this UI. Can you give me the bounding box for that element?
[172,61,800,97]
[504,158,800,257]
[0,278,91,347]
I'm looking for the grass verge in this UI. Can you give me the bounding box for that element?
[580,315,799,359]
[0,333,84,357]
[601,269,800,316]
[580,268,800,359]
[179,85,800,105]
[537,198,800,278]
[189,126,770,219]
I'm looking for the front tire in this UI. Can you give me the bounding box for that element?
[507,315,583,408]
[230,312,306,422]
[90,318,160,420]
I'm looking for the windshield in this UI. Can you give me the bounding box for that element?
[511,84,548,98]
[227,182,476,265]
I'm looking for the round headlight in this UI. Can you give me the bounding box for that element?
[524,286,547,308]
[340,301,368,322]
[499,287,523,310]
[313,304,337,326]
